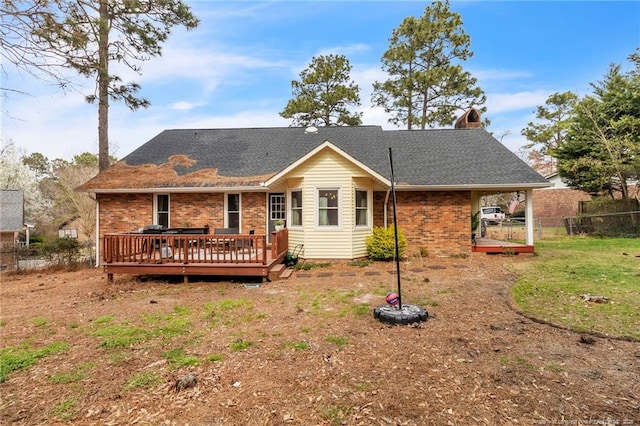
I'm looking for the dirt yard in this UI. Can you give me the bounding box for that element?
[1,254,638,425]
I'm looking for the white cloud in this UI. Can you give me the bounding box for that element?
[317,43,372,57]
[472,68,533,81]
[485,90,550,115]
[170,101,205,111]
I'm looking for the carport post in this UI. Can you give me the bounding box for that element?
[525,189,534,245]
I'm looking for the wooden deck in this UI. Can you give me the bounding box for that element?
[102,230,289,283]
[472,238,534,254]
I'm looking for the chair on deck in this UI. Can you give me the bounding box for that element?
[237,229,255,254]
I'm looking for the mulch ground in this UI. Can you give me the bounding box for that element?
[1,254,638,425]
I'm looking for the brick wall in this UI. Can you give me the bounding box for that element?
[99,191,470,257]
[97,193,154,238]
[169,193,224,229]
[0,231,17,270]
[97,192,267,237]
[241,193,267,234]
[533,189,591,227]
[374,191,472,257]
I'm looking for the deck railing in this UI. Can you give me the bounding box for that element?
[103,230,288,266]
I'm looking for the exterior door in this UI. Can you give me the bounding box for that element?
[268,193,285,242]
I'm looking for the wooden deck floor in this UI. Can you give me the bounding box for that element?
[472,238,534,254]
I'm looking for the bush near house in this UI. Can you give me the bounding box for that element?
[366,226,407,260]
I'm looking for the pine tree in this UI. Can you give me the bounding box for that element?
[372,0,486,130]
[280,54,362,127]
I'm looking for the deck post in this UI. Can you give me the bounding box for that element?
[107,273,113,283]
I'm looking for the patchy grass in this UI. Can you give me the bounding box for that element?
[123,371,162,391]
[92,323,151,349]
[348,259,373,267]
[206,354,224,362]
[510,237,640,340]
[320,404,351,425]
[92,311,193,350]
[50,397,79,421]
[229,339,254,352]
[0,342,69,383]
[324,335,349,350]
[162,348,200,369]
[283,341,310,351]
[50,363,94,384]
[293,262,332,271]
[31,317,49,328]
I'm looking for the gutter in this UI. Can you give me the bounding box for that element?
[87,185,267,195]
[394,183,551,191]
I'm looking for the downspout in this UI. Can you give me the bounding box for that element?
[383,189,391,227]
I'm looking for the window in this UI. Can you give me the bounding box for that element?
[355,189,368,226]
[227,194,240,229]
[318,189,338,226]
[155,194,169,228]
[291,190,302,226]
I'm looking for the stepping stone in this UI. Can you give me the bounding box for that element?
[364,271,380,276]
[339,272,356,277]
[428,265,446,270]
[297,273,312,278]
[453,264,468,269]
[317,272,334,277]
[410,268,424,273]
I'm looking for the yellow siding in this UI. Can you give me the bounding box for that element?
[285,178,305,258]
[285,147,372,259]
[352,177,374,258]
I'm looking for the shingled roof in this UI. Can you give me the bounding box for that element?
[80,126,549,191]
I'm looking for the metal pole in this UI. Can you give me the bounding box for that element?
[388,148,402,308]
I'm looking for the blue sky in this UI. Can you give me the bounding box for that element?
[2,1,639,162]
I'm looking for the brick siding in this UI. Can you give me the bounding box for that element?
[374,191,472,257]
[533,189,591,227]
[97,192,267,238]
[0,232,17,270]
[99,191,470,258]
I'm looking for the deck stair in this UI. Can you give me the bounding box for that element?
[268,263,287,281]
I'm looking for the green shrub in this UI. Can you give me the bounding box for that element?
[365,226,407,260]
[42,237,81,265]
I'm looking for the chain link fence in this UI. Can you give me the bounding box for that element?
[0,239,96,272]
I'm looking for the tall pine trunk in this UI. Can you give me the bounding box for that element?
[98,0,110,172]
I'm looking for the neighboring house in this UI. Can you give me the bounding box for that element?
[533,172,592,227]
[80,114,549,265]
[58,216,90,243]
[0,189,24,270]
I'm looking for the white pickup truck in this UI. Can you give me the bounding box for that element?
[481,206,506,225]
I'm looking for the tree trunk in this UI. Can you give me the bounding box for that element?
[98,0,110,172]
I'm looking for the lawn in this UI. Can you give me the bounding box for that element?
[510,236,640,340]
[1,242,638,424]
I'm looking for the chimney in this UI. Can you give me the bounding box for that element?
[454,108,482,129]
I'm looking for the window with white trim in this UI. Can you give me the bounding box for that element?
[155,194,169,228]
[227,193,240,229]
[355,189,368,226]
[290,190,302,227]
[318,189,339,226]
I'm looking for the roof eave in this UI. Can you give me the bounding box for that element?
[395,183,552,191]
[88,185,267,194]
[263,141,391,187]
